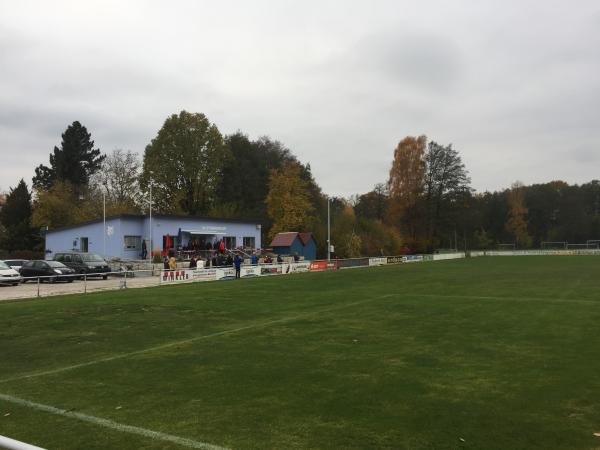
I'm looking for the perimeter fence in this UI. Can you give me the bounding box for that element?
[7,249,600,301]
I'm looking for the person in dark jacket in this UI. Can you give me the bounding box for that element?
[234,254,242,279]
[189,256,197,269]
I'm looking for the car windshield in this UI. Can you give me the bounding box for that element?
[82,253,105,262]
[46,261,66,268]
[0,261,10,269]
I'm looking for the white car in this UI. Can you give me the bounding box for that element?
[0,260,22,286]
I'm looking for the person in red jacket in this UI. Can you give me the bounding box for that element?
[218,240,225,253]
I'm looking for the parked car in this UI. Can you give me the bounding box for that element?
[3,259,29,271]
[53,252,110,279]
[20,260,76,283]
[0,260,22,286]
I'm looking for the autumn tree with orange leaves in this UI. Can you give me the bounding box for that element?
[386,135,427,248]
[506,181,532,248]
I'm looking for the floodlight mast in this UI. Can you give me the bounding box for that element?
[327,197,331,261]
[149,181,153,262]
[103,190,106,258]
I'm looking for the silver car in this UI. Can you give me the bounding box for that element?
[3,259,28,271]
[0,260,22,286]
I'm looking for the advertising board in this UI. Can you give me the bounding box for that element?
[403,255,424,263]
[337,258,369,269]
[432,252,464,261]
[309,261,338,271]
[216,268,236,280]
[261,264,283,275]
[386,256,404,264]
[241,266,261,277]
[368,257,388,266]
[290,262,311,272]
[192,268,218,282]
[160,269,192,284]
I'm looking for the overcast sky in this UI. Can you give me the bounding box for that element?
[1,0,599,197]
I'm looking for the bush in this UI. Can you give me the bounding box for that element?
[0,249,45,260]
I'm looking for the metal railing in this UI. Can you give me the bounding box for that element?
[0,435,45,450]
[0,254,470,301]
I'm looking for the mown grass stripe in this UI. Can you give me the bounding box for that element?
[410,293,600,305]
[0,294,394,384]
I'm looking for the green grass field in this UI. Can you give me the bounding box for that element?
[2,256,600,450]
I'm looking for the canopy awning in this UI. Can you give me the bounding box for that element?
[180,229,226,235]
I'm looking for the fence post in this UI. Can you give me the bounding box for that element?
[84,273,87,294]
[123,269,127,288]
[37,277,40,298]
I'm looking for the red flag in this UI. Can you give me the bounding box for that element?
[164,234,171,256]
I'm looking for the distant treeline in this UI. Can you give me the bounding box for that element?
[1,112,598,257]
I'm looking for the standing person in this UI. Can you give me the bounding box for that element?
[169,253,176,271]
[189,255,197,269]
[251,253,258,265]
[234,254,242,279]
[218,239,225,253]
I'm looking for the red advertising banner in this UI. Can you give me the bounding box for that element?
[309,261,338,271]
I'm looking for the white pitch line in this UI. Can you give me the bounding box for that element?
[409,292,600,305]
[0,392,227,450]
[0,294,394,384]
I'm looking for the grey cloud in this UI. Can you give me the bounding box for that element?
[1,1,600,196]
[355,31,463,93]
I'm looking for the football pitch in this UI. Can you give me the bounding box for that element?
[1,256,600,450]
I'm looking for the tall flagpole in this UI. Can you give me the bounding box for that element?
[103,191,106,258]
[149,182,153,261]
[327,197,331,261]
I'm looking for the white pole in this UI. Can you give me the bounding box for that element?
[149,182,153,262]
[327,197,331,261]
[103,191,106,258]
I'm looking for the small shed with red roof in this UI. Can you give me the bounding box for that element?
[269,232,316,260]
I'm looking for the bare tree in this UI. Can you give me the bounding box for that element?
[92,149,141,213]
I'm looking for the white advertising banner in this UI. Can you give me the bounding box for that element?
[432,252,465,261]
[290,261,311,272]
[369,257,388,266]
[192,268,218,282]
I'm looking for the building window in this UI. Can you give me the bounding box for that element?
[243,237,255,248]
[80,237,89,252]
[124,235,142,251]
[224,236,236,249]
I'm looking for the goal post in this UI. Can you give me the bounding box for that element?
[586,240,600,249]
[567,243,599,250]
[541,241,567,250]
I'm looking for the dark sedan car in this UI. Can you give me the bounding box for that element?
[20,260,76,283]
[54,252,110,279]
